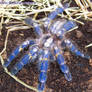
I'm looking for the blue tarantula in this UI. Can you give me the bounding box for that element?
[3,4,90,92]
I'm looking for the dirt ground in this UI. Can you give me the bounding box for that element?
[0,3,92,92]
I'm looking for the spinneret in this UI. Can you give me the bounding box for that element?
[3,5,90,92]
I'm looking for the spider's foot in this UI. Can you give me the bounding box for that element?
[11,63,22,75]
[38,83,45,92]
[83,54,90,60]
[60,64,72,81]
[64,39,91,60]
[3,61,10,68]
[70,45,90,60]
[3,53,16,68]
[10,54,30,75]
[64,72,72,81]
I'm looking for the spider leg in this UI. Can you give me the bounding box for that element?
[38,50,49,92]
[3,40,35,68]
[44,4,68,29]
[24,18,43,37]
[57,20,77,39]
[38,50,54,71]
[54,46,72,81]
[37,50,44,71]
[64,39,90,59]
[10,46,38,75]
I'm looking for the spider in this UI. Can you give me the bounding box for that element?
[3,4,90,92]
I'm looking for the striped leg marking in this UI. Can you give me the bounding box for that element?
[64,39,90,59]
[38,50,49,92]
[54,46,72,81]
[24,18,43,36]
[3,40,35,68]
[10,46,38,75]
